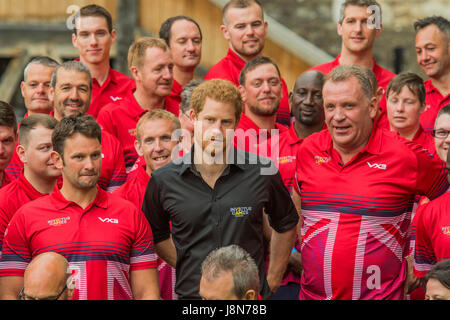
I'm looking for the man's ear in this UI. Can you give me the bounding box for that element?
[50,151,63,170]
[134,139,144,157]
[110,29,117,45]
[220,24,230,42]
[189,108,197,123]
[17,144,26,164]
[243,289,257,300]
[72,32,78,49]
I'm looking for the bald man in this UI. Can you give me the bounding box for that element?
[20,252,73,300]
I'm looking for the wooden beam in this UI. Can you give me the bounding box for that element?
[0,49,31,103]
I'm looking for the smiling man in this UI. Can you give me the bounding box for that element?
[114,109,181,300]
[51,61,127,192]
[310,0,395,130]
[414,16,450,134]
[292,65,448,300]
[97,37,178,173]
[0,114,60,256]
[204,0,291,127]
[72,4,135,118]
[142,79,298,300]
[0,115,160,300]
[160,16,202,111]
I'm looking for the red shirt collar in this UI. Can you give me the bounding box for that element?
[17,173,47,199]
[237,114,287,137]
[334,53,383,78]
[320,124,382,156]
[51,186,108,210]
[286,123,303,146]
[172,79,183,95]
[227,49,246,70]
[1,171,12,188]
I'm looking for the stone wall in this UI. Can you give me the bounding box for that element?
[260,0,450,78]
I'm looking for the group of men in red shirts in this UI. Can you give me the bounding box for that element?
[0,0,449,301]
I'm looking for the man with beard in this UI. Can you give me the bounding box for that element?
[234,56,288,154]
[0,115,160,300]
[264,70,325,299]
[50,61,126,192]
[142,79,298,300]
[204,0,291,128]
[414,16,450,134]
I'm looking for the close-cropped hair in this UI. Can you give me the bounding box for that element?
[201,245,259,299]
[180,80,204,115]
[135,109,181,142]
[73,4,113,34]
[386,72,426,105]
[159,16,203,46]
[0,101,17,135]
[190,79,243,122]
[52,115,101,159]
[325,65,374,101]
[435,105,450,127]
[19,114,58,147]
[339,0,382,24]
[128,37,169,70]
[23,56,60,81]
[414,16,450,41]
[51,60,93,90]
[222,0,264,25]
[423,260,450,290]
[238,56,281,87]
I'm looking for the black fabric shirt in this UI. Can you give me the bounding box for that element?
[142,148,299,300]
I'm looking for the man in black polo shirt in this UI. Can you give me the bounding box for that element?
[142,79,298,300]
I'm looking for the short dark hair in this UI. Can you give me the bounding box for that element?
[386,72,426,105]
[52,115,101,159]
[414,16,450,40]
[223,0,264,24]
[325,65,374,102]
[73,4,113,34]
[180,80,204,114]
[339,0,382,24]
[239,56,281,86]
[19,114,58,147]
[23,56,59,80]
[424,260,450,290]
[159,16,202,46]
[0,101,17,135]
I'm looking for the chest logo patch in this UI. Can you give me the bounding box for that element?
[230,207,252,218]
[315,156,331,165]
[367,162,387,170]
[48,217,71,227]
[442,226,450,236]
[98,217,119,224]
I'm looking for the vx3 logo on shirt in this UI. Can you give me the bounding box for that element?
[230,207,252,218]
[110,96,123,102]
[367,162,387,170]
[98,217,119,224]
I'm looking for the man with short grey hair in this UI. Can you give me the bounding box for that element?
[49,60,126,192]
[292,64,448,300]
[200,245,259,300]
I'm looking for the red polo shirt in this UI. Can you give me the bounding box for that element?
[0,173,48,254]
[234,113,288,154]
[204,49,291,128]
[0,171,12,189]
[165,79,182,116]
[309,54,396,130]
[114,163,177,300]
[97,91,179,172]
[0,187,157,300]
[86,67,135,119]
[295,127,448,300]
[98,130,127,193]
[413,191,450,278]
[419,80,450,134]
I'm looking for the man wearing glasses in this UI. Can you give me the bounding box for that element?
[432,105,450,162]
[20,252,73,301]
